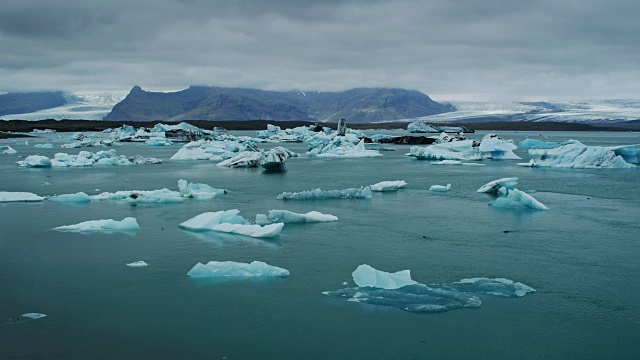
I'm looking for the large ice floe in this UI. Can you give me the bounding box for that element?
[0,191,45,202]
[478,177,548,210]
[17,150,161,167]
[307,133,381,158]
[518,140,639,169]
[323,264,535,313]
[370,180,407,192]
[255,210,338,224]
[408,133,520,161]
[277,187,372,200]
[54,217,140,233]
[1,145,18,154]
[187,261,290,278]
[180,210,284,238]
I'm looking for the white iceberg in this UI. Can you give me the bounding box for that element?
[408,140,481,161]
[18,150,159,168]
[0,191,45,202]
[454,278,536,297]
[145,137,173,146]
[187,260,290,277]
[129,155,162,165]
[518,139,569,149]
[432,160,463,165]
[126,261,148,267]
[180,210,284,238]
[478,134,521,160]
[54,217,140,233]
[260,146,298,171]
[490,188,549,210]
[429,184,452,192]
[217,151,262,168]
[352,264,418,289]
[17,155,52,167]
[170,139,257,161]
[266,210,338,223]
[22,313,47,319]
[277,187,372,200]
[1,145,17,154]
[477,178,518,193]
[370,180,407,192]
[178,179,226,199]
[33,143,53,149]
[524,141,637,168]
[90,189,184,203]
[48,192,91,202]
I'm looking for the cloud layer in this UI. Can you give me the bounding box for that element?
[1,0,639,100]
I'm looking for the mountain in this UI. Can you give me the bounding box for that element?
[104,86,452,123]
[0,91,66,117]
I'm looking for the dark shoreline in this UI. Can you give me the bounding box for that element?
[1,119,638,138]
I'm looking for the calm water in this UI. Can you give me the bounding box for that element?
[1,130,639,359]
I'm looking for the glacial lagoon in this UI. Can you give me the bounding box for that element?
[1,129,639,358]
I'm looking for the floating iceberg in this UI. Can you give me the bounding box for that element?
[145,137,173,146]
[477,178,518,193]
[128,155,162,165]
[518,139,570,149]
[523,141,637,168]
[178,179,226,199]
[217,151,262,168]
[408,133,519,161]
[277,187,372,200]
[180,210,284,238]
[22,313,47,319]
[260,146,298,171]
[48,192,91,202]
[90,189,184,203]
[478,134,521,160]
[33,143,53,149]
[315,138,382,158]
[126,261,148,267]
[432,160,462,165]
[265,210,338,223]
[54,217,140,233]
[187,260,290,277]
[429,184,451,192]
[17,150,160,168]
[323,264,535,313]
[170,139,257,161]
[0,191,44,202]
[32,129,56,134]
[1,145,17,154]
[490,188,548,210]
[370,180,407,192]
[17,155,52,167]
[352,264,418,289]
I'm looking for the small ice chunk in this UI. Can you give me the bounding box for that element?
[429,184,451,192]
[22,313,46,319]
[277,187,372,200]
[477,178,518,193]
[267,210,338,223]
[178,179,225,199]
[490,188,549,210]
[0,191,44,202]
[54,217,140,233]
[370,180,407,192]
[48,192,91,202]
[453,277,536,297]
[187,261,290,277]
[126,261,148,267]
[352,264,418,289]
[180,210,284,238]
[33,143,53,149]
[1,145,17,154]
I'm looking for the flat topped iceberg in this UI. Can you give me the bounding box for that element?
[178,179,226,199]
[90,189,184,203]
[324,264,535,313]
[266,210,338,223]
[477,177,518,193]
[180,210,284,238]
[314,138,382,158]
[352,264,418,289]
[408,139,481,161]
[490,188,548,210]
[278,187,372,200]
[17,150,160,168]
[0,191,44,202]
[524,141,637,169]
[429,184,451,192]
[370,180,407,192]
[54,217,140,233]
[126,261,148,267]
[518,138,574,149]
[187,260,290,278]
[48,192,91,202]
[145,137,173,146]
[33,143,53,149]
[17,155,52,167]
[22,313,47,319]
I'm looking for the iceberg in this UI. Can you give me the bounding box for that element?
[0,191,45,202]
[408,140,481,161]
[490,188,549,210]
[524,141,637,168]
[22,313,47,319]
[128,155,162,165]
[259,146,298,171]
[217,151,263,168]
[145,137,173,146]
[352,264,418,289]
[429,184,451,192]
[315,138,382,158]
[518,138,570,149]
[32,129,56,134]
[1,145,17,154]
[178,179,226,199]
[17,155,52,167]
[323,264,535,313]
[266,210,338,223]
[432,160,462,165]
[18,150,160,168]
[187,260,290,277]
[54,217,140,233]
[170,139,257,161]
[33,143,53,149]
[48,192,91,202]
[90,189,184,203]
[126,261,148,267]
[370,180,407,192]
[277,187,372,200]
[478,134,521,160]
[477,178,518,193]
[180,210,284,238]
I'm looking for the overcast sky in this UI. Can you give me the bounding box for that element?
[1,0,639,101]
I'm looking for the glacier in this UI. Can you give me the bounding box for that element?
[323,264,535,313]
[54,217,140,233]
[277,187,372,200]
[522,141,638,169]
[370,180,407,192]
[180,210,284,238]
[187,260,290,278]
[0,191,45,202]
